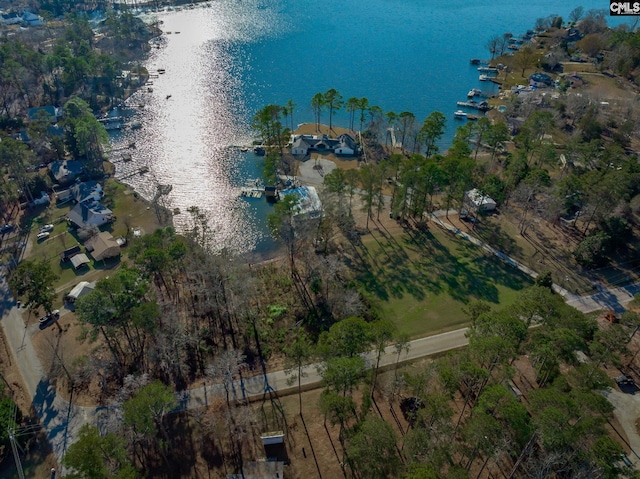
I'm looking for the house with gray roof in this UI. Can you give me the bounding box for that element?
[67,200,113,229]
[70,181,103,204]
[50,160,84,185]
[290,133,358,156]
[1,12,20,25]
[529,72,554,88]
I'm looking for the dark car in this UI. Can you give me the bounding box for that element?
[0,224,14,234]
[39,310,60,325]
[615,375,638,395]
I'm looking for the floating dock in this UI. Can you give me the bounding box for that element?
[240,188,264,198]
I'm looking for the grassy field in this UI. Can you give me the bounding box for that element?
[352,219,533,338]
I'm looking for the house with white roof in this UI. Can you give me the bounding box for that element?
[464,188,497,213]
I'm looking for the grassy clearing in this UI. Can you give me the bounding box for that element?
[353,220,533,338]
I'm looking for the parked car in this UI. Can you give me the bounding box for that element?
[39,310,60,324]
[39,224,54,233]
[0,224,14,234]
[36,232,50,241]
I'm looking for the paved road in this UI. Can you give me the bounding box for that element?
[2,219,640,468]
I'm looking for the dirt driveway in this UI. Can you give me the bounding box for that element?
[604,389,640,467]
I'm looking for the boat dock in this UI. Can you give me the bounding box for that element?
[456,100,489,112]
[240,188,264,198]
[239,178,265,198]
[467,88,493,98]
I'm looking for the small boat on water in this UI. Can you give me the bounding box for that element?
[468,88,482,98]
[470,58,481,65]
[240,147,249,152]
[166,94,172,99]
[479,74,488,81]
[130,121,142,130]
[157,68,166,74]
[454,110,467,119]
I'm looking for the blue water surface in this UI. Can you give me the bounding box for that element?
[113,0,626,257]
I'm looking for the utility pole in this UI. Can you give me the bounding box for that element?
[9,434,25,479]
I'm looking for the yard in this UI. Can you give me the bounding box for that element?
[351,215,533,338]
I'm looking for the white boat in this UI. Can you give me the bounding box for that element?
[479,74,488,81]
[468,88,482,98]
[454,110,467,119]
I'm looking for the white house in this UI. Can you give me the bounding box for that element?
[290,133,358,156]
[464,188,497,212]
[67,201,113,228]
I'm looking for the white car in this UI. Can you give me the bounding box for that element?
[39,224,54,233]
[36,232,50,241]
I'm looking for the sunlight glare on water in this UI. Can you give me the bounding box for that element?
[113,1,286,257]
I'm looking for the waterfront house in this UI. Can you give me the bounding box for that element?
[333,134,358,155]
[67,200,113,229]
[290,133,358,156]
[291,136,313,155]
[529,72,554,89]
[70,181,103,203]
[85,232,120,261]
[50,160,84,185]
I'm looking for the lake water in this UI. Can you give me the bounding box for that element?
[111,0,625,258]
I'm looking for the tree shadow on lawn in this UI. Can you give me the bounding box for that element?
[354,226,532,306]
[474,218,524,259]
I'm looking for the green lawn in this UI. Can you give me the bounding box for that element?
[354,222,533,338]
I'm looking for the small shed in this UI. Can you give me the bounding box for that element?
[264,186,279,203]
[66,281,96,302]
[61,245,81,262]
[70,253,91,270]
[260,431,287,463]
